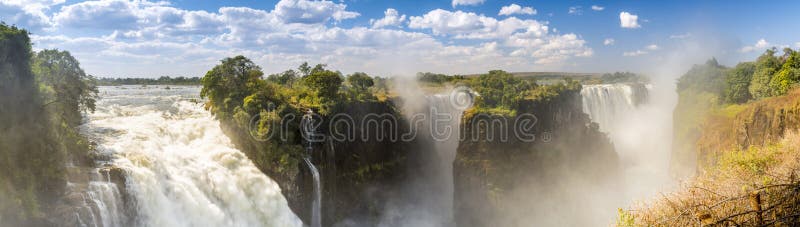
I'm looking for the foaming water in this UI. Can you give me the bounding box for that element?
[84,85,301,227]
[581,84,673,202]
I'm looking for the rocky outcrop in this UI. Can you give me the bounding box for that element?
[453,87,620,226]
[220,100,424,226]
[695,89,800,169]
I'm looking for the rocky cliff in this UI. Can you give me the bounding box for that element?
[453,86,620,226]
[220,100,424,226]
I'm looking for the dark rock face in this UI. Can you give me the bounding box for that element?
[453,88,621,227]
[221,100,424,226]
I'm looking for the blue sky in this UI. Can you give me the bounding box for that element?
[1,0,799,78]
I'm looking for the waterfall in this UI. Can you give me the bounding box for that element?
[303,157,321,227]
[580,83,673,202]
[580,84,647,133]
[427,94,464,223]
[82,85,302,227]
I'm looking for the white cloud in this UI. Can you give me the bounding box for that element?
[591,5,604,11]
[498,4,536,16]
[568,6,582,15]
[273,0,359,24]
[669,33,691,39]
[18,0,593,77]
[451,0,485,8]
[622,44,659,57]
[370,8,405,28]
[603,38,614,45]
[795,42,800,48]
[619,11,640,28]
[739,39,770,53]
[0,0,64,31]
[408,9,550,39]
[623,50,647,57]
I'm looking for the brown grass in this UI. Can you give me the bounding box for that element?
[622,131,800,226]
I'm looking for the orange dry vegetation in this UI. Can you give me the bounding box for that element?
[623,131,800,226]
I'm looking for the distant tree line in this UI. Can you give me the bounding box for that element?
[97,76,201,85]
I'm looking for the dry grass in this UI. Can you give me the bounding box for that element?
[622,131,800,226]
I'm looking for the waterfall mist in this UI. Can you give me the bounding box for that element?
[376,78,464,227]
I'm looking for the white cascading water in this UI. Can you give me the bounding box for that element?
[65,169,125,227]
[302,157,321,227]
[427,94,463,224]
[580,84,640,133]
[82,85,302,227]
[581,83,673,203]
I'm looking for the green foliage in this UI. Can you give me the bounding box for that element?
[347,72,374,91]
[528,78,581,102]
[749,48,782,99]
[617,208,635,227]
[677,58,727,95]
[0,23,94,224]
[267,70,298,86]
[416,72,465,83]
[724,62,756,104]
[599,72,648,84]
[32,49,99,125]
[719,143,781,175]
[470,70,534,110]
[768,50,800,96]
[302,69,343,101]
[200,55,264,117]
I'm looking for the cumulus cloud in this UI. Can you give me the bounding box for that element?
[451,0,485,8]
[54,0,144,30]
[498,4,536,16]
[273,0,359,24]
[796,42,800,48]
[370,8,405,28]
[619,11,640,28]
[408,9,549,39]
[591,5,604,11]
[568,6,582,15]
[603,38,614,45]
[739,39,770,53]
[623,44,659,57]
[16,0,593,76]
[0,0,64,31]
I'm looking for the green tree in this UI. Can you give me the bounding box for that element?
[347,72,374,91]
[768,50,800,96]
[677,58,727,95]
[298,62,311,76]
[471,70,533,109]
[32,49,99,126]
[723,62,755,104]
[749,48,781,99]
[200,55,264,116]
[302,70,343,100]
[267,69,298,86]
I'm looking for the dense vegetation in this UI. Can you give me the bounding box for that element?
[97,76,201,85]
[679,48,800,105]
[0,24,96,225]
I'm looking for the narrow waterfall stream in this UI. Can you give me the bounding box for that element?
[303,157,321,227]
[80,85,301,227]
